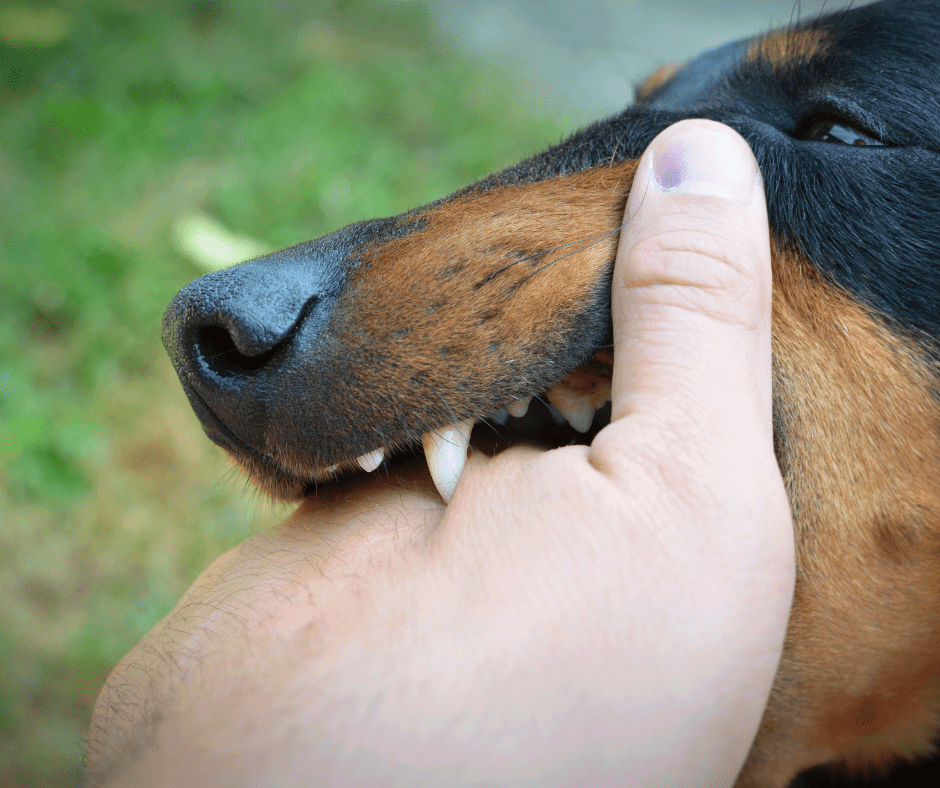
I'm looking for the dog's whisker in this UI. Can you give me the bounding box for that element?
[484,248,553,282]
[518,220,630,284]
[425,383,462,432]
[484,222,631,283]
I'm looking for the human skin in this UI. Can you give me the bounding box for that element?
[87,120,795,788]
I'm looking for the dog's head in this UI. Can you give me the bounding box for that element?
[163,0,940,502]
[164,2,940,780]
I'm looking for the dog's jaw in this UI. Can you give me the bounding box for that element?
[349,370,615,502]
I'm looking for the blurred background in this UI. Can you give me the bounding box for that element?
[0,0,854,785]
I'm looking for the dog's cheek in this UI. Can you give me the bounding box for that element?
[746,244,940,780]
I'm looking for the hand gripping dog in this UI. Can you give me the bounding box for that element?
[163,1,940,784]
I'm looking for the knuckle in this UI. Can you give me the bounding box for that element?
[624,221,768,330]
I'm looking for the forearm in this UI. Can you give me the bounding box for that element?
[92,620,771,788]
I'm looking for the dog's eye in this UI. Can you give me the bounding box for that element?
[800,118,886,147]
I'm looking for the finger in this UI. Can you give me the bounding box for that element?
[610,119,772,442]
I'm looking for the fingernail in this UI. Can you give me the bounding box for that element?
[653,132,759,202]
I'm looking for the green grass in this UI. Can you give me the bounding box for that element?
[0,1,563,784]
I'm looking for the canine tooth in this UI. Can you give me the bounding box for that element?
[422,419,474,503]
[356,448,384,472]
[546,388,596,433]
[506,396,532,419]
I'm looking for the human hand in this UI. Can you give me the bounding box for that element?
[88,119,794,788]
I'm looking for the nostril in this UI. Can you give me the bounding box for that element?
[164,256,333,389]
[193,325,279,378]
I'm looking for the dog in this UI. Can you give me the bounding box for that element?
[161,0,940,784]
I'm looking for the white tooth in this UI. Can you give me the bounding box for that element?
[422,419,474,503]
[546,387,596,433]
[356,448,384,472]
[506,396,532,419]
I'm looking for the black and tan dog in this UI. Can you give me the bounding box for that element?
[162,0,940,785]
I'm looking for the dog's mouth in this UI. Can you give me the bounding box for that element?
[327,357,614,501]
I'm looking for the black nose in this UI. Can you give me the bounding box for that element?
[162,243,345,451]
[168,263,315,380]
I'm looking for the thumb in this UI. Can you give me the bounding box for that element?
[610,119,772,444]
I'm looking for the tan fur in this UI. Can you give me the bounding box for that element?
[321,161,638,434]
[746,28,832,69]
[346,160,638,361]
[740,249,940,786]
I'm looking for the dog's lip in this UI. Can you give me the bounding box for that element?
[184,383,273,465]
[345,378,614,501]
[185,371,614,502]
[188,387,318,495]
[297,392,614,501]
